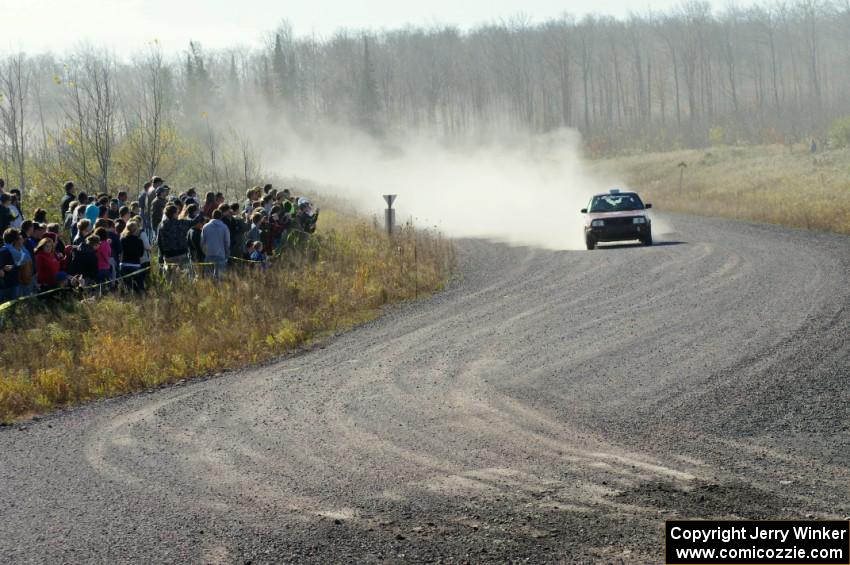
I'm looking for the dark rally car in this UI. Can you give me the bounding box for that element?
[581,189,653,250]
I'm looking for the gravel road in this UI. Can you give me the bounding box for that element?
[1,214,849,564]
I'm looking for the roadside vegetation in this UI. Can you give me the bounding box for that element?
[0,211,454,422]
[596,142,850,235]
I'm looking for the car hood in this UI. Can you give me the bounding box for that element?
[587,210,648,219]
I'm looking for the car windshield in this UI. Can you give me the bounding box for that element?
[589,193,644,213]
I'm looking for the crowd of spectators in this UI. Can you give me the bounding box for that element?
[0,177,319,304]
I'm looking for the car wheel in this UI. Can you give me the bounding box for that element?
[642,230,653,246]
[586,235,596,250]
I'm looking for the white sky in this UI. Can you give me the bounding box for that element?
[2,0,743,58]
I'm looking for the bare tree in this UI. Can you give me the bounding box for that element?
[0,53,31,193]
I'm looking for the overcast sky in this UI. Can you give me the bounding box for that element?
[3,0,744,58]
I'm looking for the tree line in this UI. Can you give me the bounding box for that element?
[2,0,850,199]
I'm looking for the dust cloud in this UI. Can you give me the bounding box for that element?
[272,125,625,250]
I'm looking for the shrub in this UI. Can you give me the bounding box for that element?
[709,126,726,146]
[828,116,850,148]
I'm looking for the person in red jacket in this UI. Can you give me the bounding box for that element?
[35,238,67,290]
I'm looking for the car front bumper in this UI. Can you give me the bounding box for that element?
[587,224,649,242]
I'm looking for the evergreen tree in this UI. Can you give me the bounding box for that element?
[184,41,213,120]
[227,53,240,103]
[358,37,382,135]
[272,34,287,105]
[260,56,274,106]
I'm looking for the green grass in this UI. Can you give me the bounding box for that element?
[593,143,850,234]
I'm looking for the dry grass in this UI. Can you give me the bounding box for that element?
[0,210,454,422]
[593,143,850,234]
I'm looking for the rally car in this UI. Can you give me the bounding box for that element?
[580,189,652,250]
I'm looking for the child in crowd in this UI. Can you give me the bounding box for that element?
[250,241,268,269]
[94,228,112,285]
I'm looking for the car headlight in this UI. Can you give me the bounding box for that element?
[591,219,605,227]
[633,217,647,224]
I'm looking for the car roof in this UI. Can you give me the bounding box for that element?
[590,190,641,198]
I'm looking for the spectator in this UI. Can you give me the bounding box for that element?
[145,177,164,234]
[0,228,24,302]
[17,222,35,296]
[187,215,206,264]
[247,212,264,244]
[9,193,23,229]
[201,209,230,280]
[156,204,193,268]
[150,185,169,231]
[60,181,75,217]
[266,207,287,254]
[94,227,112,284]
[0,193,13,234]
[65,201,79,232]
[33,208,48,224]
[10,189,24,220]
[180,202,200,222]
[70,193,87,237]
[296,198,319,234]
[281,199,295,222]
[35,238,66,290]
[108,199,120,220]
[138,181,152,232]
[105,220,122,281]
[116,190,128,208]
[45,223,68,270]
[84,196,101,223]
[119,221,146,293]
[23,221,42,256]
[134,215,152,274]
[69,234,100,284]
[74,219,92,246]
[202,191,217,217]
[227,203,248,259]
[250,241,268,269]
[244,187,259,215]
